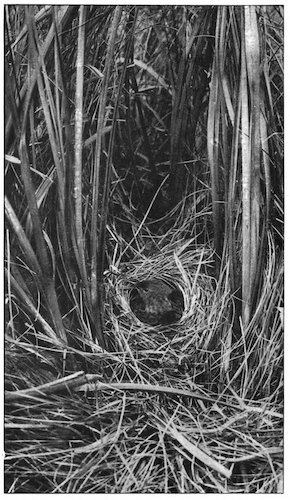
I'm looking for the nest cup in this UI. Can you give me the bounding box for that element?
[129,278,185,326]
[106,243,218,349]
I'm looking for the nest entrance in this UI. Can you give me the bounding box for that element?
[129,279,184,326]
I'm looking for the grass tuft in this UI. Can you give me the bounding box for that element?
[5,5,283,493]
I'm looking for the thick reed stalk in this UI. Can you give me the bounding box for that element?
[90,6,123,347]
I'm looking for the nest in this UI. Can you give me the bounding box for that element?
[103,240,228,382]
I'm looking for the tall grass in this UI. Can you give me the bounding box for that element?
[207,6,283,328]
[5,5,283,493]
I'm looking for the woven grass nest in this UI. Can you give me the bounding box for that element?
[104,240,224,365]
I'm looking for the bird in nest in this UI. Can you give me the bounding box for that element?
[130,279,184,326]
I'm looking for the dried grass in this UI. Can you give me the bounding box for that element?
[5,222,283,493]
[4,5,283,494]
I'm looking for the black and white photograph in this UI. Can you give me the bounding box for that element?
[4,3,284,493]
